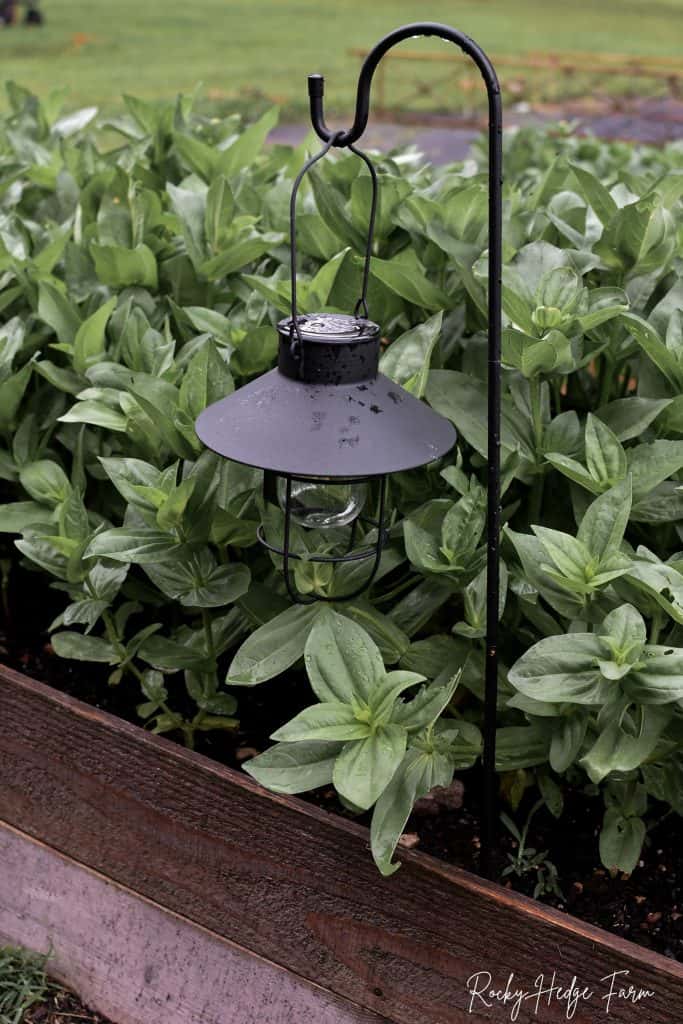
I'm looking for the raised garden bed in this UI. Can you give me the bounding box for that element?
[2,662,682,1024]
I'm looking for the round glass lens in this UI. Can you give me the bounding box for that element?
[277,478,367,529]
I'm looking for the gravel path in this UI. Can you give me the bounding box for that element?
[269,97,682,163]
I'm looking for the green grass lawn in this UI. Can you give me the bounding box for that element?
[0,0,681,115]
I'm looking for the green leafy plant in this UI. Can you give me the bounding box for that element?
[0,83,682,881]
[500,799,563,900]
[0,946,49,1024]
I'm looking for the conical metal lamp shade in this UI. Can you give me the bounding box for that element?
[196,367,456,477]
[195,313,456,478]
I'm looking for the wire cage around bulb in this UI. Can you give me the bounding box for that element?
[258,470,389,605]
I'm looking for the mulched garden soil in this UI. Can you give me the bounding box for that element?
[25,985,113,1023]
[2,564,682,963]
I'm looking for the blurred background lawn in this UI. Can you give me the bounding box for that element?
[0,0,681,117]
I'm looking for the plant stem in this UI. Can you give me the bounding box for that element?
[649,607,664,645]
[202,608,216,663]
[529,377,545,525]
[598,356,614,408]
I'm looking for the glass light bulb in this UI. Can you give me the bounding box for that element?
[277,477,367,529]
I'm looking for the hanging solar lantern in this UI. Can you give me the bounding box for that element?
[196,132,456,604]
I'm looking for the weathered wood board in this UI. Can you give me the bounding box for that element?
[1,664,682,1023]
[0,820,383,1024]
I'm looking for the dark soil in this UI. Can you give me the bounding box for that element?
[2,563,682,963]
[25,984,113,1023]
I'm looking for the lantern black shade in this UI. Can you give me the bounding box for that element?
[195,313,456,478]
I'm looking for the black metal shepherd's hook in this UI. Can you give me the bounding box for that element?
[306,22,503,879]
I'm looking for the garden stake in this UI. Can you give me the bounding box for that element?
[306,22,503,879]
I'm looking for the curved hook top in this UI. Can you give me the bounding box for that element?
[308,21,501,147]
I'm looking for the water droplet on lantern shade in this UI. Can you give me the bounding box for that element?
[277,477,367,529]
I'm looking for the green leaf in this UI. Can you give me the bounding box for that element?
[621,312,683,391]
[627,441,683,501]
[244,740,342,794]
[227,603,321,685]
[370,251,447,311]
[144,555,250,608]
[167,182,206,267]
[73,298,117,374]
[0,501,53,532]
[0,363,32,431]
[85,527,183,564]
[333,723,407,810]
[532,526,592,582]
[179,340,233,420]
[137,634,211,671]
[51,631,118,664]
[599,807,645,875]
[204,175,235,250]
[581,706,670,783]
[37,281,81,345]
[370,746,446,876]
[508,633,611,704]
[597,398,672,442]
[379,312,443,398]
[576,478,632,562]
[183,306,232,343]
[91,243,158,289]
[426,370,534,468]
[217,107,279,178]
[272,703,371,743]
[550,715,588,773]
[59,400,128,432]
[627,648,683,704]
[584,414,626,487]
[19,460,71,506]
[495,724,550,771]
[392,673,460,733]
[304,608,385,705]
[569,163,618,226]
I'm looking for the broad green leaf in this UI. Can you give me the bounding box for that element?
[304,608,385,704]
[73,298,117,374]
[85,527,183,564]
[549,715,588,773]
[627,649,683,704]
[370,251,447,311]
[59,400,128,432]
[581,706,671,783]
[51,631,118,664]
[495,724,550,771]
[599,807,645,875]
[179,340,233,420]
[584,414,626,487]
[576,478,632,562]
[244,740,342,794]
[597,398,672,442]
[508,633,611,704]
[0,501,53,532]
[37,281,81,344]
[272,703,371,743]
[570,163,618,226]
[379,312,443,398]
[217,107,279,178]
[227,603,321,685]
[621,312,683,390]
[19,460,70,506]
[91,243,158,289]
[333,723,407,810]
[370,746,444,876]
[427,370,534,468]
